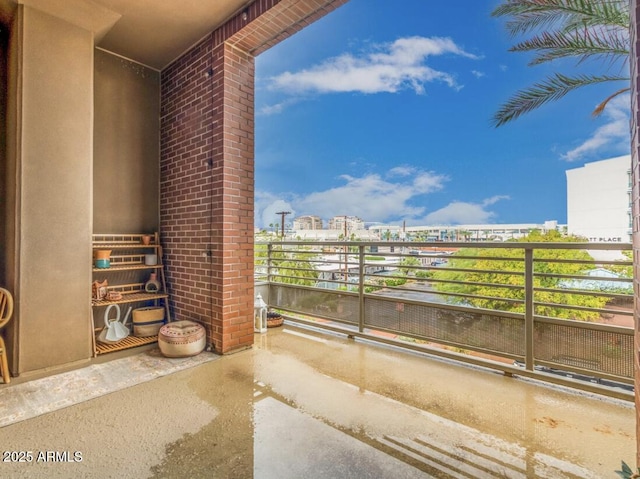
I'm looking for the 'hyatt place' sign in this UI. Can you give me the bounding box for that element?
[588,237,623,242]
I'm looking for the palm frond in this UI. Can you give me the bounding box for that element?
[509,30,629,65]
[562,4,628,32]
[592,87,630,116]
[492,0,629,36]
[492,73,628,127]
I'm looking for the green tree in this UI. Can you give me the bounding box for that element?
[609,249,633,278]
[430,231,609,320]
[492,0,629,126]
[399,256,421,276]
[412,231,428,242]
[267,246,319,286]
[458,230,472,242]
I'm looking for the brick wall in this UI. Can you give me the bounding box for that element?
[160,37,217,345]
[209,43,256,352]
[160,0,348,353]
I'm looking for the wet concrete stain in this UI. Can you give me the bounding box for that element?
[534,416,563,428]
[0,324,634,478]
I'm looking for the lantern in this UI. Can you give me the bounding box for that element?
[254,293,267,333]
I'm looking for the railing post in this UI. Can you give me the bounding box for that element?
[358,245,365,333]
[267,242,273,285]
[524,247,534,371]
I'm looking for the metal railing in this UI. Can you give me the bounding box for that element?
[255,240,634,399]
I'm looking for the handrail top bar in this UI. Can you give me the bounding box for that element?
[257,240,632,250]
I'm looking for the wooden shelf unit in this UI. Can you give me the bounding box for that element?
[91,233,171,356]
[94,335,159,355]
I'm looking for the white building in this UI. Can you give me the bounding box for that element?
[566,155,631,243]
[293,215,323,230]
[368,221,563,242]
[292,229,379,241]
[328,216,365,233]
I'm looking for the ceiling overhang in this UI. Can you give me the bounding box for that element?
[0,0,347,71]
[2,0,250,70]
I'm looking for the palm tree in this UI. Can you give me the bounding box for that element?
[492,0,629,127]
[459,230,472,242]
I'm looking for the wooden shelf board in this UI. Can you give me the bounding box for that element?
[96,335,157,355]
[92,292,168,307]
[93,244,158,249]
[93,264,163,272]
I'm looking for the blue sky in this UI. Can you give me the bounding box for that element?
[254,0,630,229]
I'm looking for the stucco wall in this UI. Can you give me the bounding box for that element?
[93,49,160,234]
[12,6,94,373]
[0,29,6,286]
[566,155,631,242]
[4,3,19,373]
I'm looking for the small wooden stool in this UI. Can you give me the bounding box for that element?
[0,288,13,384]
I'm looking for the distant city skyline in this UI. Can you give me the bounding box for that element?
[264,214,563,234]
[270,214,562,232]
[254,0,630,229]
[272,221,566,243]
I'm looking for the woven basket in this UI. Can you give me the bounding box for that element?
[132,306,165,337]
[267,315,284,328]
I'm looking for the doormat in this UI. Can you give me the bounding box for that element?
[0,349,218,427]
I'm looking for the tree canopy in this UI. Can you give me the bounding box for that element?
[257,245,319,286]
[430,230,611,320]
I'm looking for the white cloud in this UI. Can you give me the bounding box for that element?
[418,196,510,225]
[296,170,447,221]
[255,192,295,230]
[255,169,508,228]
[482,195,509,206]
[560,93,630,162]
[269,36,479,96]
[387,165,415,177]
[255,168,449,227]
[258,98,301,116]
[471,70,485,78]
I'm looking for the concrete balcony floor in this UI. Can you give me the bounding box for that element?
[0,323,634,478]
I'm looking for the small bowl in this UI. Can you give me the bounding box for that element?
[95,259,110,268]
[107,291,122,301]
